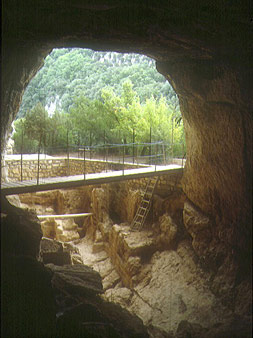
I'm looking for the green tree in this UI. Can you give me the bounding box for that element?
[23,103,50,149]
[12,118,38,153]
[18,48,179,117]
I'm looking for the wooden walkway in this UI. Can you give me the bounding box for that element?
[1,164,183,196]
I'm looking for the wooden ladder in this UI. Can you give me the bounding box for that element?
[131,177,159,231]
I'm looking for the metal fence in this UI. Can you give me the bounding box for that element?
[8,142,186,184]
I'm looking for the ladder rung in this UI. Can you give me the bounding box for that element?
[131,178,159,231]
[137,212,145,217]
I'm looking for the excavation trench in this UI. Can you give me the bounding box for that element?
[6,172,241,337]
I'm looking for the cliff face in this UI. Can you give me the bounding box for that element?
[5,174,252,337]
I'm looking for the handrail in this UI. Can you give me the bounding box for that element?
[9,141,185,185]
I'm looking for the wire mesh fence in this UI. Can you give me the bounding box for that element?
[6,141,186,184]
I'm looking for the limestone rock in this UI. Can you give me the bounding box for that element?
[40,238,83,266]
[128,244,234,335]
[158,213,178,248]
[56,186,93,215]
[62,241,84,265]
[41,219,57,239]
[109,184,142,224]
[183,199,213,257]
[40,237,63,253]
[147,324,174,338]
[6,194,21,208]
[1,197,42,258]
[47,264,103,297]
[56,298,149,338]
[123,228,156,257]
[175,320,207,338]
[91,187,110,224]
[153,191,185,222]
[98,300,149,338]
[42,251,72,266]
[55,219,80,242]
[96,257,115,279]
[103,269,121,291]
[56,303,121,338]
[234,280,252,318]
[104,287,133,308]
[2,254,56,338]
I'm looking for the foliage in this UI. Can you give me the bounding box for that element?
[17,48,179,117]
[23,103,49,147]
[12,118,38,153]
[69,80,185,153]
[13,80,185,157]
[13,48,185,158]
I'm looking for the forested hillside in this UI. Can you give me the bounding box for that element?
[18,48,178,116]
[14,48,184,156]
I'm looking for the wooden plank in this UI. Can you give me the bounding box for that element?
[37,213,92,219]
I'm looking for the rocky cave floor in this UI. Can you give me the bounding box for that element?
[2,183,252,338]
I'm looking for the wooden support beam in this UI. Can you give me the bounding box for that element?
[37,213,92,220]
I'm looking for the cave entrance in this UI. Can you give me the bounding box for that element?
[5,46,187,266]
[10,48,185,164]
[4,47,188,335]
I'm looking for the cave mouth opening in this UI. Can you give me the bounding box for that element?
[3,46,191,338]
[5,46,187,258]
[10,47,185,163]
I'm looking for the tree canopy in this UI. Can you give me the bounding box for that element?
[18,48,179,117]
[13,48,185,158]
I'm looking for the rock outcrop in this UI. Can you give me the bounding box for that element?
[18,187,93,241]
[1,196,56,338]
[1,195,150,338]
[39,237,84,266]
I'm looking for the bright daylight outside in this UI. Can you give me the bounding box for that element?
[10,48,185,167]
[3,48,188,336]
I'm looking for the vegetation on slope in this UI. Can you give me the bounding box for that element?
[13,48,184,156]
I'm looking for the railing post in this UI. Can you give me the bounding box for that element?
[155,143,157,172]
[132,128,135,164]
[20,128,24,181]
[37,144,40,185]
[122,144,125,176]
[182,143,184,167]
[149,127,152,165]
[171,117,174,163]
[83,146,86,180]
[21,152,23,181]
[67,130,69,176]
[119,144,121,165]
[89,131,92,160]
[162,143,166,165]
[78,133,80,158]
[136,143,139,166]
[103,130,106,161]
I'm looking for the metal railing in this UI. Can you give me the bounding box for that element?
[7,142,186,184]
